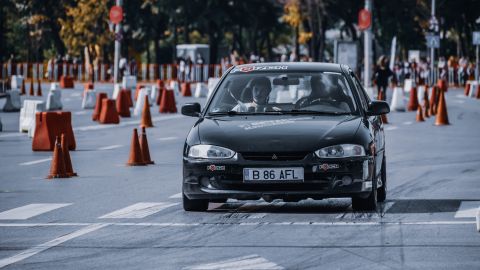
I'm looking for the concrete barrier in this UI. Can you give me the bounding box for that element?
[112,83,121,99]
[46,87,62,111]
[19,100,45,134]
[82,90,96,109]
[194,83,208,98]
[2,89,22,112]
[207,77,220,98]
[10,75,23,90]
[32,111,76,151]
[122,75,136,89]
[134,88,152,116]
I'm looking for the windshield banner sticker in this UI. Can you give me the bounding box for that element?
[231,65,288,73]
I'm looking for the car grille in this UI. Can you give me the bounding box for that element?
[241,152,309,161]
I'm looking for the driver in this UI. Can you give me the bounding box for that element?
[295,75,330,108]
[232,77,276,112]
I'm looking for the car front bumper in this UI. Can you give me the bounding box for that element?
[183,154,375,201]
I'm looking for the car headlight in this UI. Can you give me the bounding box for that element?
[188,145,236,159]
[315,144,365,158]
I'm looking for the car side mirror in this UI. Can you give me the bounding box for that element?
[181,103,201,117]
[367,101,390,116]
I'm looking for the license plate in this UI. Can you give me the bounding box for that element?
[243,167,304,182]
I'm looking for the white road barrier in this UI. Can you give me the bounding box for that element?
[476,207,480,232]
[469,81,477,98]
[207,77,220,98]
[150,85,159,102]
[10,75,23,90]
[2,89,21,112]
[81,90,96,109]
[417,85,426,104]
[133,87,152,116]
[46,86,62,111]
[19,100,45,135]
[170,80,180,96]
[194,82,208,98]
[122,75,137,89]
[404,79,413,93]
[390,87,406,111]
[112,83,121,99]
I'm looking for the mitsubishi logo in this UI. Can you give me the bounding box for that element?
[272,154,278,160]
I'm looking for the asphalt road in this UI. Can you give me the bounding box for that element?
[0,83,479,269]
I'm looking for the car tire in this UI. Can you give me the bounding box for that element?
[183,193,209,212]
[377,156,387,202]
[352,173,378,211]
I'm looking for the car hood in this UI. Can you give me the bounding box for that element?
[197,115,362,152]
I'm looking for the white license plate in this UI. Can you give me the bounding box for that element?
[243,167,304,181]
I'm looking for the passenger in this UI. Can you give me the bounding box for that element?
[295,75,350,111]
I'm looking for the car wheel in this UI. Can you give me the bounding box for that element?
[377,156,387,202]
[183,193,209,212]
[352,173,378,211]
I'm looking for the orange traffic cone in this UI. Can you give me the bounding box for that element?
[476,84,480,99]
[29,78,35,96]
[434,89,450,126]
[20,79,26,95]
[181,82,192,96]
[407,87,419,111]
[36,79,42,96]
[127,128,146,166]
[416,106,425,122]
[92,92,107,121]
[61,133,77,177]
[47,136,69,179]
[140,95,153,128]
[116,90,131,117]
[377,91,388,124]
[423,86,430,118]
[464,82,470,96]
[139,127,154,164]
[429,86,437,116]
[156,87,165,106]
[121,88,133,107]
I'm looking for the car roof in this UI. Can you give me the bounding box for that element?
[232,62,345,73]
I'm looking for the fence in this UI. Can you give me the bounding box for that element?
[0,62,230,83]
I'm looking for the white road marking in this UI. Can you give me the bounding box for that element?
[71,93,81,97]
[183,254,284,270]
[402,121,413,125]
[18,158,52,166]
[454,100,466,104]
[64,98,72,102]
[0,204,71,220]
[0,220,476,228]
[0,223,108,269]
[384,126,398,131]
[74,114,183,132]
[169,193,182,199]
[99,202,178,219]
[97,144,123,150]
[0,133,25,138]
[157,136,178,141]
[74,111,88,115]
[454,201,480,218]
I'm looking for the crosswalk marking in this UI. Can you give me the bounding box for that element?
[0,203,71,220]
[183,254,284,270]
[454,201,480,218]
[0,223,108,269]
[99,202,178,219]
[18,158,52,166]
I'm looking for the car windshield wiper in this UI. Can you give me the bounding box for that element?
[286,109,351,115]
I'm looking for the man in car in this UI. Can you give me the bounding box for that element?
[295,75,351,111]
[232,77,276,112]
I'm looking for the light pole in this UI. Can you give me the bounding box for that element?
[364,0,373,89]
[430,0,436,85]
[113,0,122,84]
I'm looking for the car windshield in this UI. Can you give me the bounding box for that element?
[207,71,358,115]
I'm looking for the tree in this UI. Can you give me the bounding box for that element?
[59,0,112,66]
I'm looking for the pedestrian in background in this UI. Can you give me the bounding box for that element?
[373,55,393,101]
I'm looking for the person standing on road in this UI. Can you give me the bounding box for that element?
[374,55,393,101]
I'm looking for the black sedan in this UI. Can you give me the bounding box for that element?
[181,63,389,211]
